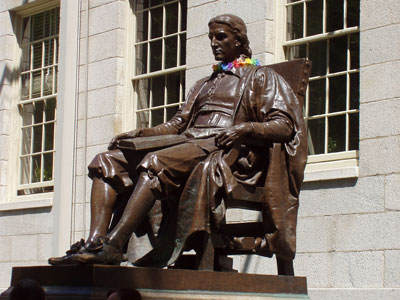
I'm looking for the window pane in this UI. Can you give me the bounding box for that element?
[136,111,149,128]
[180,33,186,66]
[43,153,53,181]
[137,79,151,110]
[34,101,44,124]
[136,11,149,42]
[43,67,54,96]
[20,156,31,184]
[21,127,32,155]
[135,43,148,75]
[32,71,42,98]
[44,39,55,66]
[308,118,325,155]
[308,79,326,116]
[329,75,346,113]
[167,106,179,120]
[33,125,43,153]
[45,98,56,121]
[347,0,360,27]
[151,0,164,7]
[328,115,346,153]
[22,103,34,126]
[306,0,323,36]
[31,154,41,182]
[165,36,177,69]
[54,66,58,93]
[327,0,344,32]
[181,0,187,31]
[350,32,359,70]
[329,35,347,73]
[151,7,163,39]
[32,13,44,40]
[287,44,306,60]
[166,3,178,35]
[44,123,54,151]
[167,72,180,105]
[21,73,30,100]
[150,40,162,72]
[287,3,303,40]
[152,76,165,107]
[32,42,42,69]
[309,40,327,77]
[349,113,359,150]
[350,73,359,110]
[151,109,164,126]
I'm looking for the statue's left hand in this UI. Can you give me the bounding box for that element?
[108,129,142,150]
[215,123,253,148]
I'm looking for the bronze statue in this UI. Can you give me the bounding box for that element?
[49,14,307,270]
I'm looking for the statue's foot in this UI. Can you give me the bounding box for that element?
[48,239,86,265]
[48,253,76,265]
[70,238,123,265]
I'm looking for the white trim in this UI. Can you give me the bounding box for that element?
[12,0,59,17]
[0,197,52,211]
[53,0,80,256]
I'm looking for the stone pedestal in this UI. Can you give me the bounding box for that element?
[0,265,309,300]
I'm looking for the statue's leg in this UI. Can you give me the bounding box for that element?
[86,177,117,246]
[66,171,157,264]
[107,171,157,251]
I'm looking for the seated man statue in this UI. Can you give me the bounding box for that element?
[49,14,306,267]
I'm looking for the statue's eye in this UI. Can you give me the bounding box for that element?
[216,33,226,40]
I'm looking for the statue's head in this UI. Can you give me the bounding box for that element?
[208,14,252,63]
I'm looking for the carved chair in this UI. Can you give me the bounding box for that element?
[175,59,311,275]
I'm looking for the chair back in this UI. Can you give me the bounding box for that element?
[267,58,311,107]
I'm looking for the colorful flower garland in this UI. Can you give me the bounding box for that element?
[212,57,260,72]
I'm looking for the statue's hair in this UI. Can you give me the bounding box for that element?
[208,14,252,58]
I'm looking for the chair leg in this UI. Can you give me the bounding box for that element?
[276,257,294,276]
[197,236,215,271]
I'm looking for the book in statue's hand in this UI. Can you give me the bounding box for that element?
[116,134,188,151]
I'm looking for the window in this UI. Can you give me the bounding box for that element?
[132,0,187,128]
[17,8,60,196]
[283,0,360,179]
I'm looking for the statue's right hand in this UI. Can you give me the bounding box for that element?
[108,129,142,150]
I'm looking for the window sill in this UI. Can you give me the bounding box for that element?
[303,152,359,182]
[304,166,359,182]
[0,195,53,211]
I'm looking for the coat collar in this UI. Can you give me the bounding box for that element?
[206,64,257,81]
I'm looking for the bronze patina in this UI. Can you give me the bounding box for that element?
[49,14,307,274]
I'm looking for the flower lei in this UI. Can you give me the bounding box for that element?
[212,57,260,72]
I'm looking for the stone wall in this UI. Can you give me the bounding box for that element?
[71,0,129,245]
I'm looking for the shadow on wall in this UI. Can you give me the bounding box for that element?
[0,10,22,101]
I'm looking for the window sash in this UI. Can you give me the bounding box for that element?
[132,0,187,128]
[17,7,59,196]
[283,0,360,158]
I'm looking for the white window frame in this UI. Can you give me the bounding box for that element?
[130,0,187,130]
[275,0,360,181]
[1,1,61,211]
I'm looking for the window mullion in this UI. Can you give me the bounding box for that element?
[322,0,327,33]
[161,5,166,70]
[325,38,330,154]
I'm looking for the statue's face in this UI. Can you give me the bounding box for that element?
[208,23,240,63]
